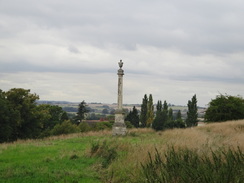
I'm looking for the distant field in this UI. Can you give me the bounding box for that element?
[49,101,206,119]
[1,120,243,183]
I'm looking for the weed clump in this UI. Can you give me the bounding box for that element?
[70,154,79,160]
[90,140,118,168]
[142,146,244,183]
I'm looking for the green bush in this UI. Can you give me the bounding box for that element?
[165,120,186,129]
[205,94,244,122]
[142,147,244,183]
[51,120,79,135]
[125,121,134,128]
[94,122,112,131]
[78,122,91,132]
[38,129,52,138]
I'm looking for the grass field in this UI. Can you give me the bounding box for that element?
[0,120,243,183]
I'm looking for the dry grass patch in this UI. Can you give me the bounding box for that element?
[98,120,244,183]
[197,120,244,150]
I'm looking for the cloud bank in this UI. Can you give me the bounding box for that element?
[0,0,243,106]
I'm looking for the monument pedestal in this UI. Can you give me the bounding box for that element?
[113,110,127,135]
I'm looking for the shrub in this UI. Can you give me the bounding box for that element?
[51,120,79,135]
[78,122,91,132]
[205,94,244,122]
[94,122,112,131]
[165,120,186,129]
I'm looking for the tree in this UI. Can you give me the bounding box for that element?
[102,108,109,114]
[163,100,168,116]
[76,100,90,122]
[152,100,185,130]
[152,100,164,131]
[168,108,173,121]
[146,94,154,127]
[156,100,162,112]
[125,106,140,128]
[110,109,115,115]
[169,110,185,129]
[36,104,68,136]
[162,100,169,128]
[140,94,148,127]
[0,90,19,142]
[176,110,183,122]
[61,111,69,121]
[152,100,169,131]
[205,94,244,122]
[186,94,198,127]
[5,88,41,139]
[87,113,99,120]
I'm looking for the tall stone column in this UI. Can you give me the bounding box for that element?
[112,60,127,135]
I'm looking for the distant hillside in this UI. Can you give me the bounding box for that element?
[37,100,206,119]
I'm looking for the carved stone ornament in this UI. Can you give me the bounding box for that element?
[118,60,123,69]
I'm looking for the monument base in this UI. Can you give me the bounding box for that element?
[112,126,127,135]
[112,112,127,135]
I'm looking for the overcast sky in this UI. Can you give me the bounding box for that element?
[0,0,244,107]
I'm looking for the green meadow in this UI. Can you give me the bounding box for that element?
[1,120,244,183]
[0,135,101,183]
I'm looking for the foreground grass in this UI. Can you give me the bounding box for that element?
[0,134,104,183]
[0,120,243,182]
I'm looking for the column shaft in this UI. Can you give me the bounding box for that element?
[118,75,123,110]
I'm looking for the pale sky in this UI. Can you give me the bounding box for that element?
[0,0,244,107]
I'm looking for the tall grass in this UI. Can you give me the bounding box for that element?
[92,120,244,182]
[142,146,243,183]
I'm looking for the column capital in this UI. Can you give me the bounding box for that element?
[117,68,124,75]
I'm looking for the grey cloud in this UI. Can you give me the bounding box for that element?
[68,46,80,54]
[0,61,114,74]
[1,0,244,54]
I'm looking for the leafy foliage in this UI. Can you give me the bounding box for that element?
[140,94,148,127]
[152,100,185,131]
[5,88,41,139]
[0,90,19,142]
[51,120,79,135]
[152,100,167,131]
[76,100,90,122]
[146,94,154,127]
[94,121,112,131]
[125,106,140,127]
[205,94,244,122]
[78,122,92,132]
[186,94,198,127]
[0,88,73,142]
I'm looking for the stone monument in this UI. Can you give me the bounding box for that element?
[112,60,127,135]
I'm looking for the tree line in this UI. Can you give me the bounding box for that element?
[0,88,111,143]
[125,93,244,130]
[1,88,243,143]
[125,94,197,130]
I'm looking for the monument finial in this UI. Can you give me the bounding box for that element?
[118,60,123,69]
